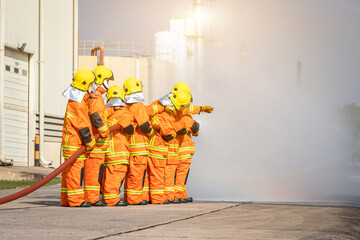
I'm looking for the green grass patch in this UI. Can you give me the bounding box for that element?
[0,178,61,190]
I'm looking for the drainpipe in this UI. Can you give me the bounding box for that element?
[73,0,78,71]
[91,46,104,66]
[0,0,6,164]
[38,0,51,166]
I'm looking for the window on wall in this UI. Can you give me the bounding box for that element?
[14,68,19,74]
[5,65,10,71]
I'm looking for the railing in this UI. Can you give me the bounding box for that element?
[79,40,175,62]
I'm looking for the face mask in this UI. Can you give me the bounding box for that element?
[159,93,174,107]
[105,98,126,107]
[62,86,87,103]
[87,82,99,94]
[124,92,145,104]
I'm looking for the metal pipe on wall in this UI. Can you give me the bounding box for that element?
[0,0,5,164]
[38,0,51,166]
[73,0,78,72]
[91,46,104,66]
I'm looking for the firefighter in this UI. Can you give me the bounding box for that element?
[173,115,200,203]
[140,92,190,204]
[123,78,155,205]
[159,91,192,204]
[101,85,134,206]
[61,69,97,207]
[84,66,114,206]
[169,82,214,203]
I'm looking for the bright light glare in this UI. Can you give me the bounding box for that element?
[195,10,209,23]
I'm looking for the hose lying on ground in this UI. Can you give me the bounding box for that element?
[0,124,121,205]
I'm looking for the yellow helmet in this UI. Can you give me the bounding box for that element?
[123,78,143,95]
[71,69,96,91]
[93,66,114,85]
[106,85,125,101]
[171,82,190,94]
[170,91,191,111]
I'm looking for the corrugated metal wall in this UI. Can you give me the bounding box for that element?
[3,0,76,166]
[5,0,39,53]
[44,0,74,117]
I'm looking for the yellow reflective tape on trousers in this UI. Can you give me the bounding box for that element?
[83,186,100,190]
[174,186,185,191]
[124,189,142,195]
[164,187,174,192]
[61,188,67,193]
[150,189,164,194]
[178,154,192,160]
[102,194,120,199]
[67,189,84,195]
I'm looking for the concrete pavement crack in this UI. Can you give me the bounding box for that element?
[89,202,247,240]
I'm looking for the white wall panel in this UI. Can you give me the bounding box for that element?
[43,0,74,116]
[5,0,39,53]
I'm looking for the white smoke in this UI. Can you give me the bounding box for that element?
[185,0,360,205]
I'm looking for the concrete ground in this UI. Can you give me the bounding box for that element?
[0,166,59,181]
[0,184,359,240]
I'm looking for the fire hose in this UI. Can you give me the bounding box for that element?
[0,124,121,205]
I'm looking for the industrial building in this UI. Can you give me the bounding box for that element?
[0,0,179,167]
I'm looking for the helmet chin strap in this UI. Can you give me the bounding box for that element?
[103,79,109,91]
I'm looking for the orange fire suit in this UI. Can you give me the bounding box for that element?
[173,105,201,200]
[124,102,158,204]
[145,111,176,204]
[163,136,179,201]
[61,94,96,207]
[101,106,134,206]
[84,87,110,204]
[174,115,199,200]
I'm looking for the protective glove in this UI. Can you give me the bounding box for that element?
[200,106,214,113]
[161,134,174,141]
[124,124,134,135]
[176,128,187,135]
[191,122,200,134]
[164,105,177,115]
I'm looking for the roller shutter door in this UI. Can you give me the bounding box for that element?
[3,50,29,165]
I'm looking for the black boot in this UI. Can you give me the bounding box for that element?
[187,197,193,203]
[138,200,148,205]
[180,198,188,203]
[115,201,128,207]
[163,199,171,204]
[78,201,92,207]
[93,200,107,207]
[171,199,181,204]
